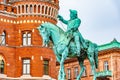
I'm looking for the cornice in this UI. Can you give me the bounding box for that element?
[99,48,120,56]
[98,39,120,51]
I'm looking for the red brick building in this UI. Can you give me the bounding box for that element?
[0,0,59,79]
[56,39,120,80]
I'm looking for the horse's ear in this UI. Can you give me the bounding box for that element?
[41,25,43,28]
[41,25,44,29]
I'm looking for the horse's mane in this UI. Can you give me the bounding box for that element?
[41,22,65,34]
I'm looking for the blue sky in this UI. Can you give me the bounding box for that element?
[57,0,120,45]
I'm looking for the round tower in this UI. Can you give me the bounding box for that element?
[11,0,59,24]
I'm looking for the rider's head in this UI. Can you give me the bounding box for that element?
[69,9,78,19]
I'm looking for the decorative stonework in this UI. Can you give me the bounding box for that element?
[0,18,46,24]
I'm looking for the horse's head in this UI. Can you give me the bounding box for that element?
[37,23,50,47]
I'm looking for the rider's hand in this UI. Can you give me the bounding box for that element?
[57,15,63,21]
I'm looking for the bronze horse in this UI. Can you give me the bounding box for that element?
[37,22,98,80]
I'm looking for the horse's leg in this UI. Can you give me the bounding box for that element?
[59,47,68,80]
[88,52,97,80]
[77,58,85,80]
[53,46,61,63]
[53,47,63,80]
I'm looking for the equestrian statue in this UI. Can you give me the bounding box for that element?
[37,9,99,80]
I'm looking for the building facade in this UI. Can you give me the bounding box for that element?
[0,0,59,79]
[56,39,120,80]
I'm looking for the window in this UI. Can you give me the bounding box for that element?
[104,61,109,71]
[23,59,30,75]
[0,60,4,74]
[22,32,31,46]
[44,60,49,75]
[0,32,6,45]
[67,68,71,80]
[90,67,93,75]
[42,6,44,14]
[45,7,48,14]
[0,55,4,74]
[30,5,32,13]
[74,67,78,78]
[26,5,28,13]
[82,66,87,77]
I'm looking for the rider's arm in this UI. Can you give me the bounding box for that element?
[73,18,81,29]
[58,15,68,24]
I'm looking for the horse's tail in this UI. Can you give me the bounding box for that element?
[94,44,99,69]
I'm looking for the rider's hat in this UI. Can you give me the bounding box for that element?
[69,9,77,15]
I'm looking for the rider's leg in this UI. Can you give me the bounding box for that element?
[79,33,87,49]
[74,35,80,56]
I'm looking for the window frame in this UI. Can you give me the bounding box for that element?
[30,5,33,13]
[74,67,79,79]
[0,31,6,45]
[43,60,49,75]
[67,68,71,80]
[22,31,32,46]
[22,59,31,75]
[104,61,109,71]
[0,60,4,74]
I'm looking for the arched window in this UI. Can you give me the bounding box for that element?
[48,7,51,15]
[34,5,36,13]
[42,6,44,14]
[26,5,29,13]
[22,5,24,13]
[30,5,32,13]
[0,55,4,74]
[0,32,6,45]
[18,6,20,14]
[51,8,54,16]
[38,5,40,13]
[22,31,32,46]
[45,6,48,14]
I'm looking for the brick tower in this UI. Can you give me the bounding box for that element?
[0,0,59,79]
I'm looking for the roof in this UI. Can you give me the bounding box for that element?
[98,38,120,51]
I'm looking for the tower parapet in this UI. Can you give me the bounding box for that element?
[0,0,59,23]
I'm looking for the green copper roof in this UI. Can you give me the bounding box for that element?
[96,70,112,77]
[98,38,120,51]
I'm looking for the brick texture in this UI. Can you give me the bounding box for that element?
[0,0,59,79]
